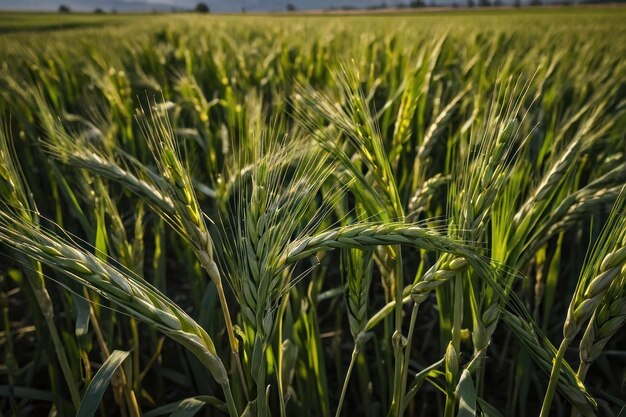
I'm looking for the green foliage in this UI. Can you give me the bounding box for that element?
[77,350,130,417]
[0,8,625,417]
[195,3,210,13]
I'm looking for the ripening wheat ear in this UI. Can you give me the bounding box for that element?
[577,272,626,383]
[42,99,240,357]
[0,209,239,416]
[561,196,626,343]
[41,119,176,215]
[218,125,339,417]
[135,104,214,259]
[540,188,626,417]
[294,69,402,221]
[522,162,626,261]
[134,103,243,363]
[510,103,613,255]
[341,247,374,340]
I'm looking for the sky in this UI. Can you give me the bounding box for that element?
[0,0,468,12]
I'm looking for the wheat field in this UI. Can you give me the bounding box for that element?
[0,8,625,417]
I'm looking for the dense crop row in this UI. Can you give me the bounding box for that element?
[0,10,625,417]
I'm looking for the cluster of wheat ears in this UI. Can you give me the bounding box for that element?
[0,11,625,417]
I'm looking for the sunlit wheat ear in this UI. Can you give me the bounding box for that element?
[40,94,210,262]
[563,189,626,343]
[404,76,535,313]
[282,222,499,288]
[221,125,338,339]
[0,210,230,384]
[423,76,536,385]
[135,103,214,259]
[540,188,626,417]
[41,106,200,269]
[341,247,374,339]
[294,66,403,221]
[417,86,469,162]
[510,102,612,247]
[513,137,582,227]
[1,122,51,275]
[451,74,535,242]
[523,181,625,265]
[217,122,340,417]
[41,96,240,356]
[134,102,241,357]
[40,119,175,215]
[577,272,626,383]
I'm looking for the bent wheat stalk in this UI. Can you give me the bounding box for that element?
[282,222,506,306]
[43,106,241,363]
[540,189,626,417]
[0,211,239,417]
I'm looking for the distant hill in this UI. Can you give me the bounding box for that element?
[0,0,614,12]
[0,0,175,12]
